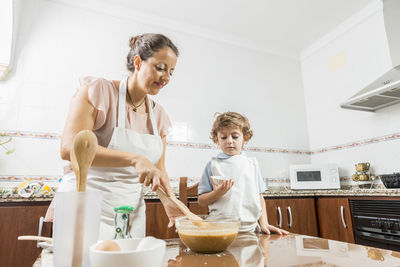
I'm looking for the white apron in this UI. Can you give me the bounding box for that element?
[210,154,261,232]
[57,77,163,240]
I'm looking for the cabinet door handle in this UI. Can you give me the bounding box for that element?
[340,205,347,228]
[37,216,44,248]
[277,206,282,228]
[287,206,293,228]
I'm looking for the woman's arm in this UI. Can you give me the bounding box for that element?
[155,136,173,194]
[60,85,140,167]
[60,84,165,189]
[155,136,185,227]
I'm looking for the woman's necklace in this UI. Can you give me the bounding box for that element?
[127,90,146,112]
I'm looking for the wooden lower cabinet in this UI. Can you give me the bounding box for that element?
[145,200,178,239]
[0,201,52,267]
[265,197,319,237]
[317,197,354,243]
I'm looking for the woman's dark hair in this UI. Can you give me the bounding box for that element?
[126,33,179,72]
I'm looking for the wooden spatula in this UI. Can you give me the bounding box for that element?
[156,187,208,227]
[70,130,98,267]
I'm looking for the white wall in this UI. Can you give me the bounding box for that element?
[0,0,310,180]
[301,1,400,176]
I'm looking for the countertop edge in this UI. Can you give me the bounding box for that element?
[2,188,400,203]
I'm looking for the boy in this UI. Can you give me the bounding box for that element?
[198,112,288,234]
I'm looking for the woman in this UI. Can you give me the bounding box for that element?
[47,33,182,239]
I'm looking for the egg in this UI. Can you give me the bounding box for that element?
[95,240,121,251]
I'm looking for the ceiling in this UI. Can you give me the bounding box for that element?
[101,0,377,59]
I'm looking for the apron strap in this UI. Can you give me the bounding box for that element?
[119,76,159,136]
[146,96,159,136]
[117,77,128,128]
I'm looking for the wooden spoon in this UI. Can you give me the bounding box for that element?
[70,130,98,267]
[71,130,98,192]
[156,187,208,227]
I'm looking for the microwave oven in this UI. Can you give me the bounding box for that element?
[289,164,340,190]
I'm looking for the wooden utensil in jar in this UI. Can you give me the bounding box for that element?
[18,235,53,243]
[70,130,98,267]
[71,130,98,192]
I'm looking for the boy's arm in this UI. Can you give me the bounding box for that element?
[197,161,214,207]
[198,160,234,207]
[258,194,269,230]
[258,194,289,235]
[198,190,224,207]
[198,180,234,207]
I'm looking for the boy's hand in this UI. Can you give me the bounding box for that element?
[260,222,290,235]
[210,178,234,197]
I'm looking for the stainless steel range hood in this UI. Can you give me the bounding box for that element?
[341,0,400,112]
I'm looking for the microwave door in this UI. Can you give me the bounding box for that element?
[297,171,322,182]
[291,170,323,189]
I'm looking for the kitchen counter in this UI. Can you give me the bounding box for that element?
[0,193,54,202]
[34,233,400,266]
[3,188,400,203]
[0,186,179,202]
[262,188,400,197]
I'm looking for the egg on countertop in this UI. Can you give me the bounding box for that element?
[95,240,121,251]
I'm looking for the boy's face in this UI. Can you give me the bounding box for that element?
[216,127,246,156]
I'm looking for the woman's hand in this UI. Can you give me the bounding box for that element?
[259,222,289,235]
[134,155,168,193]
[159,194,186,228]
[135,155,184,226]
[210,179,234,197]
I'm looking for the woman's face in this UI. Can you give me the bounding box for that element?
[136,47,178,95]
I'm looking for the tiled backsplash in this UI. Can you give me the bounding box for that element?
[0,129,398,195]
[2,130,400,154]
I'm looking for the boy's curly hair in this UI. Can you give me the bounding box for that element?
[210,112,253,144]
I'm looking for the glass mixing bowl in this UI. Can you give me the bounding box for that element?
[175,215,240,253]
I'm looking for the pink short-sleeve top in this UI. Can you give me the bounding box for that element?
[78,76,172,148]
[45,77,172,222]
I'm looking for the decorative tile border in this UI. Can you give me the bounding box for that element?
[167,141,218,150]
[167,141,312,155]
[311,132,400,154]
[244,146,311,155]
[2,130,400,155]
[0,130,60,140]
[0,176,61,182]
